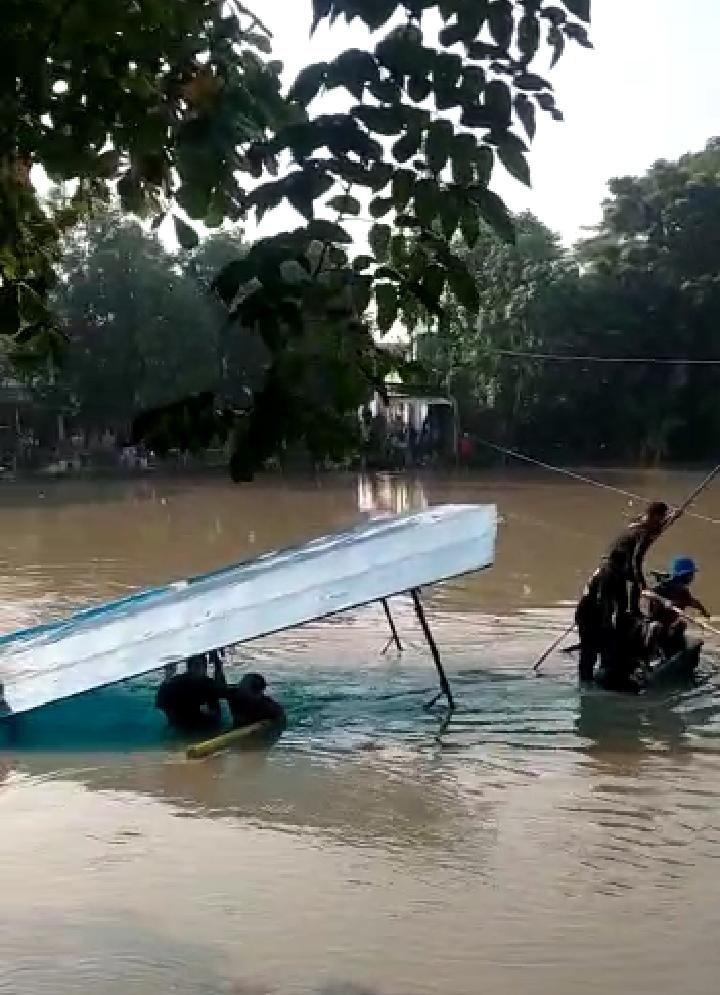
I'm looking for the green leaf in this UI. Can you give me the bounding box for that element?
[96,149,121,177]
[173,215,199,250]
[393,125,423,163]
[475,145,494,187]
[177,183,211,220]
[472,189,515,243]
[311,0,333,34]
[518,15,540,62]
[485,80,512,129]
[368,78,402,103]
[452,133,477,185]
[460,204,481,247]
[354,104,405,136]
[514,95,537,141]
[375,282,398,332]
[250,180,285,220]
[541,6,567,26]
[498,141,531,186]
[369,196,394,218]
[327,193,361,215]
[306,219,352,244]
[213,258,256,305]
[369,223,392,263]
[418,266,447,313]
[447,264,480,311]
[350,273,373,313]
[407,75,432,103]
[390,234,409,266]
[440,193,461,239]
[392,169,414,211]
[564,22,594,48]
[288,63,328,104]
[488,0,513,49]
[330,50,380,100]
[548,26,565,68]
[352,255,374,272]
[413,178,441,228]
[563,0,591,23]
[514,72,553,91]
[425,120,454,174]
[328,245,348,266]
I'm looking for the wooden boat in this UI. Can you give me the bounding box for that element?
[645,638,702,688]
[0,504,497,719]
[595,638,702,694]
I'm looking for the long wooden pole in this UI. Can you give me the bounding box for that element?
[533,622,575,673]
[532,464,720,674]
[670,465,720,521]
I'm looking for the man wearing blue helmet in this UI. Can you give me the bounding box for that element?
[649,556,709,656]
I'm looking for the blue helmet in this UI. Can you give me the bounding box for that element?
[670,556,697,580]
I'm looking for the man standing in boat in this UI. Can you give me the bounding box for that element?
[604,501,676,614]
[575,548,629,682]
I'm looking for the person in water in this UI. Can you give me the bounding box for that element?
[575,548,629,683]
[223,672,286,729]
[604,500,676,614]
[155,654,223,733]
[648,556,709,657]
[205,649,285,729]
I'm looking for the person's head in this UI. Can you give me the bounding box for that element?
[670,556,697,585]
[644,501,669,527]
[238,672,267,697]
[187,654,208,677]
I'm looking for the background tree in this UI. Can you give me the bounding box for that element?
[407,139,720,466]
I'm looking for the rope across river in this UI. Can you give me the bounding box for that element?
[476,439,720,527]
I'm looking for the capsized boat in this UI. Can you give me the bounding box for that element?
[0,504,497,718]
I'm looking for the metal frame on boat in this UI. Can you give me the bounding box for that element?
[0,504,497,718]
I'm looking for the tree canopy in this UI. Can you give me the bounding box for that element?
[1,0,593,476]
[415,139,720,465]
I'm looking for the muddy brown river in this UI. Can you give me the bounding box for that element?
[1,469,720,995]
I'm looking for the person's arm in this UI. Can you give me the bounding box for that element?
[689,595,710,619]
[259,696,285,722]
[632,530,656,590]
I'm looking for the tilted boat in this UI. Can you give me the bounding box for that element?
[0,504,497,723]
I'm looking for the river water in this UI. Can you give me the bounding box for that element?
[1,469,720,995]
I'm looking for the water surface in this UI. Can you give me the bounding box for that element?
[2,470,720,995]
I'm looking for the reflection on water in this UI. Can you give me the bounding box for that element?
[2,471,720,995]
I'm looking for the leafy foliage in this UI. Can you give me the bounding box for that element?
[1,0,593,477]
[415,140,720,465]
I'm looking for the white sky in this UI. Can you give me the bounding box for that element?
[258,0,720,245]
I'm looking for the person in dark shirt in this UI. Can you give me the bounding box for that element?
[223,672,286,729]
[155,654,223,733]
[575,549,629,683]
[648,556,709,656]
[604,501,675,613]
